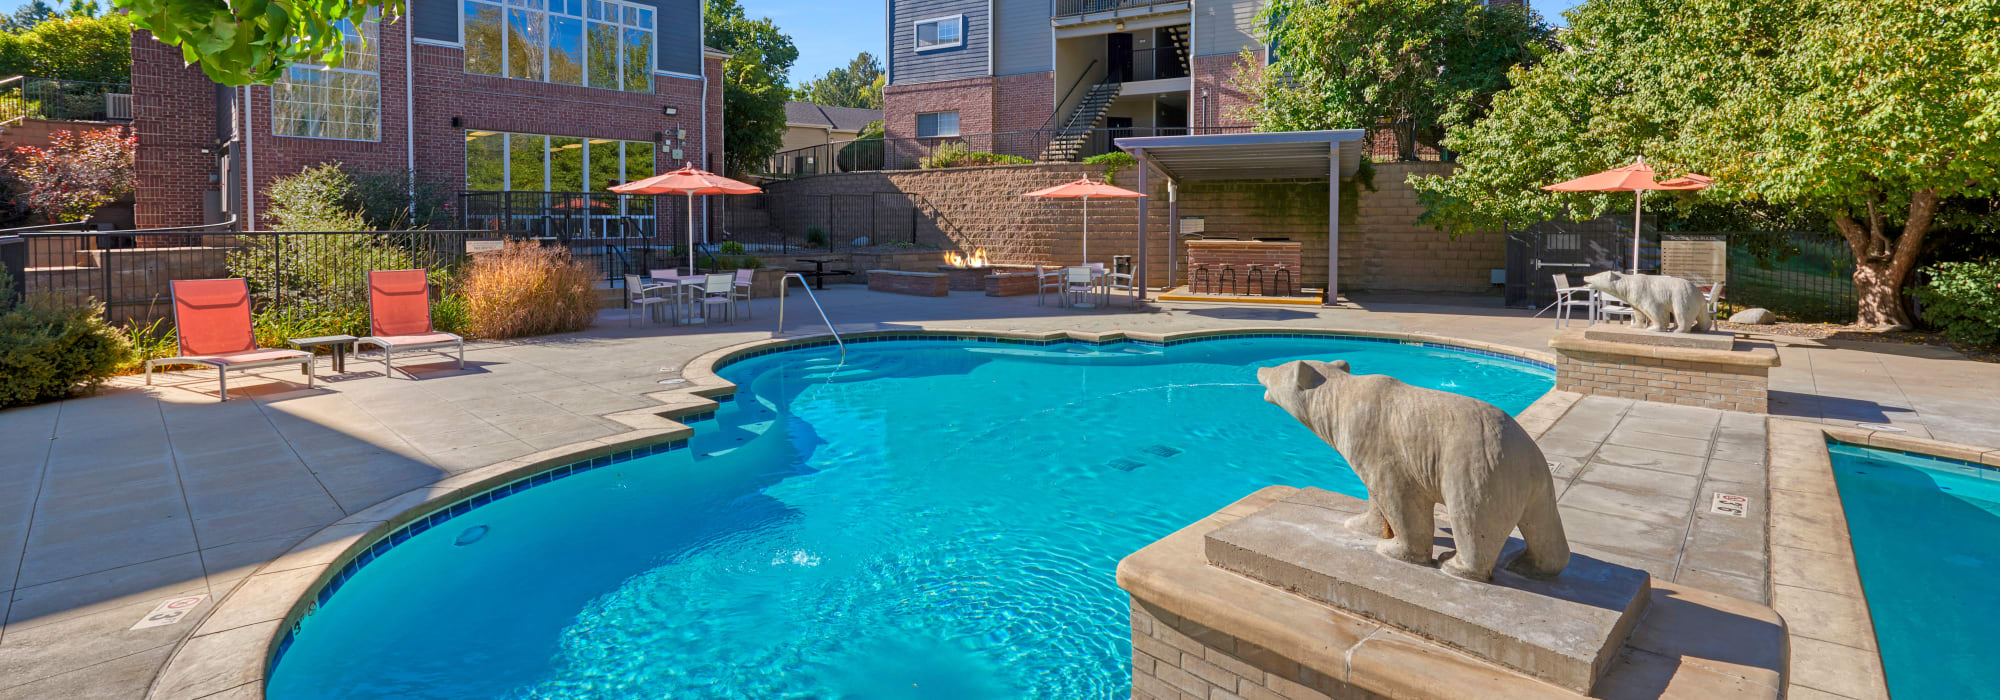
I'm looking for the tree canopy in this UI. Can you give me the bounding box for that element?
[1230,0,1553,146]
[794,52,883,110]
[1411,0,2000,327]
[0,12,131,83]
[704,0,796,176]
[111,0,396,85]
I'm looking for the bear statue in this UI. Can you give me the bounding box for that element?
[1257,359,1570,581]
[1582,271,1713,333]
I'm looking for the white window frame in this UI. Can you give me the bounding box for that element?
[462,0,654,92]
[912,14,963,52]
[915,110,960,138]
[272,17,382,141]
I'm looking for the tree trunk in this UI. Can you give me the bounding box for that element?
[1852,259,1909,328]
[1835,189,1939,330]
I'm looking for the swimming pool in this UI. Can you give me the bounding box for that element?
[1829,442,2000,700]
[265,334,1553,699]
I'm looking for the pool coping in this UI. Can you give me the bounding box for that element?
[139,326,1565,700]
[1766,418,2000,700]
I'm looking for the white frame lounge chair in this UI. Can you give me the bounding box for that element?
[1553,274,1597,327]
[624,274,675,325]
[356,269,465,377]
[145,278,314,402]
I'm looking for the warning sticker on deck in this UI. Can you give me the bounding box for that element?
[131,594,208,630]
[1710,493,1750,518]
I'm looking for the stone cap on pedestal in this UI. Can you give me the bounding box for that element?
[1549,328,1780,368]
[1204,488,1651,693]
[1582,327,1737,351]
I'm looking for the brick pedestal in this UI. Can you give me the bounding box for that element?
[1184,240,1303,296]
[866,270,948,297]
[984,272,1037,297]
[1549,328,1780,413]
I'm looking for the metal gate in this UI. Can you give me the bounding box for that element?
[1504,216,1653,309]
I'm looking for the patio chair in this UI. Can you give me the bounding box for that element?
[357,269,465,377]
[696,273,736,324]
[1553,274,1596,327]
[145,278,314,402]
[1064,266,1104,307]
[731,268,755,319]
[623,274,674,326]
[1597,292,1637,326]
[1035,265,1065,306]
[1705,281,1727,313]
[1105,267,1140,307]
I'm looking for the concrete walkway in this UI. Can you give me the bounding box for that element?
[1,287,1996,698]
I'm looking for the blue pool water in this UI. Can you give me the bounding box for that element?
[266,336,1552,699]
[1829,442,2000,700]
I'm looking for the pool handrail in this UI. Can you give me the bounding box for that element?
[777,272,845,357]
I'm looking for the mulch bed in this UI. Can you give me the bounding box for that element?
[1716,320,2000,364]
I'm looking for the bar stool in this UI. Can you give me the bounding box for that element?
[1216,265,1236,295]
[1267,265,1293,296]
[1244,265,1265,297]
[1191,264,1213,294]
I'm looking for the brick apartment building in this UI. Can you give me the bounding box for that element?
[129,0,724,231]
[881,0,1520,162]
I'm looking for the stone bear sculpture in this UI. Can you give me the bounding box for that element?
[1582,271,1712,333]
[1257,360,1570,581]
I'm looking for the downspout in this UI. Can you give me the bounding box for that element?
[243,85,255,230]
[406,17,416,210]
[701,56,711,243]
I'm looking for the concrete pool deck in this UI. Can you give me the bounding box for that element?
[2,288,1997,698]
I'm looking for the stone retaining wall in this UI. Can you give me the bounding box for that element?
[1132,597,1357,700]
[1554,351,1770,413]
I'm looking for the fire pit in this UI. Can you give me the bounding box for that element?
[938,248,996,291]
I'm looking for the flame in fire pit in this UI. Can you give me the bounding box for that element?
[944,248,990,268]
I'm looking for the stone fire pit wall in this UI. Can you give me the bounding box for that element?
[1185,240,1302,295]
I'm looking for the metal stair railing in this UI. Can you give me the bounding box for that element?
[777,273,844,357]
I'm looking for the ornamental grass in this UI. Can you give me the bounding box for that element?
[463,242,597,339]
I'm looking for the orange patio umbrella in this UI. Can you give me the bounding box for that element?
[1022,177,1145,265]
[612,165,763,272]
[1542,157,1711,274]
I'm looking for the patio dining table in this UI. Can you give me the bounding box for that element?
[645,271,717,324]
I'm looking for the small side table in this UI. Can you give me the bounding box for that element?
[289,334,358,374]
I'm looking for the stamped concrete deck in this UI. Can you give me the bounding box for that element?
[2,288,1997,698]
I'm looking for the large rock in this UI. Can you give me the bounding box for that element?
[1729,307,1778,325]
[1255,360,1569,582]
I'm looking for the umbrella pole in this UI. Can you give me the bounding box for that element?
[687,192,697,273]
[1083,197,1089,265]
[1632,190,1643,274]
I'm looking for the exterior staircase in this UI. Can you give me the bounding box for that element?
[1159,25,1191,79]
[1038,81,1121,162]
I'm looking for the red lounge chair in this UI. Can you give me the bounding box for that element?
[357,269,464,377]
[145,278,314,401]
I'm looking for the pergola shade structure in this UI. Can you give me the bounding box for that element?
[1114,130,1368,305]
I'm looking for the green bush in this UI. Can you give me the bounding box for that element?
[0,293,134,407]
[1917,261,2000,345]
[1084,151,1135,184]
[805,226,830,249]
[741,255,763,269]
[918,142,1032,169]
[718,240,748,255]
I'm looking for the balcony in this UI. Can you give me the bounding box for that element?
[1053,0,1189,24]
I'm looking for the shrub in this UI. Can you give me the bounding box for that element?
[918,142,1032,169]
[1084,151,1135,185]
[741,255,763,269]
[804,225,830,249]
[1916,261,2000,345]
[0,293,133,407]
[718,240,748,255]
[264,163,451,231]
[462,242,596,339]
[7,128,134,223]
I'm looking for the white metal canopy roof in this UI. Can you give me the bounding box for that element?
[1114,130,1368,180]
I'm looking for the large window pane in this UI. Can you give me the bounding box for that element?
[549,16,583,85]
[623,141,653,183]
[621,27,651,93]
[464,2,504,76]
[509,133,547,190]
[506,8,545,81]
[466,131,506,190]
[588,139,620,191]
[588,22,620,89]
[272,20,380,141]
[549,136,585,191]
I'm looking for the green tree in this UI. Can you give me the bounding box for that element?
[1230,0,1553,151]
[705,0,796,176]
[0,13,132,83]
[1,0,56,32]
[1411,0,2000,328]
[111,0,396,85]
[62,0,101,17]
[794,51,883,109]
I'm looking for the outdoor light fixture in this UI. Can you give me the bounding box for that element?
[1115,21,1125,29]
[451,116,462,128]
[663,106,678,116]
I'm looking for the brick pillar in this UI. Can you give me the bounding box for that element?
[130,31,220,231]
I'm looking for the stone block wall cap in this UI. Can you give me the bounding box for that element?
[865,269,945,277]
[1549,328,1780,367]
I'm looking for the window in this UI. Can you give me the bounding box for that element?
[272,18,381,141]
[464,0,653,92]
[464,130,656,191]
[913,15,962,52]
[915,111,959,138]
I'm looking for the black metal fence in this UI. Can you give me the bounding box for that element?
[720,191,971,255]
[1726,232,1857,323]
[457,191,721,281]
[0,77,132,124]
[1504,217,1652,309]
[6,229,480,326]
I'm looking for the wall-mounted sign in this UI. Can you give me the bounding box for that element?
[466,240,506,254]
[1179,216,1205,234]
